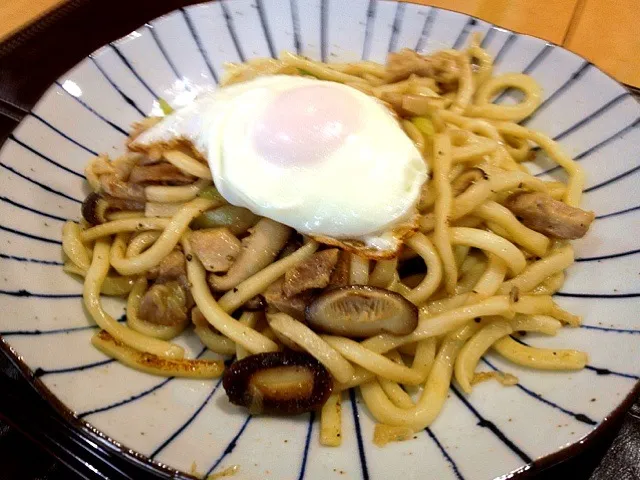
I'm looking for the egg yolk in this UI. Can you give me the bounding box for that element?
[252,85,362,167]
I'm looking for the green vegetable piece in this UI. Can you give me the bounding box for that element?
[158,98,174,115]
[191,205,260,235]
[411,117,435,137]
[298,68,317,78]
[197,186,225,203]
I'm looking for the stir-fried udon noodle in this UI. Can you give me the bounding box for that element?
[62,35,595,447]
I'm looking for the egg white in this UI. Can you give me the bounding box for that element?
[133,75,428,255]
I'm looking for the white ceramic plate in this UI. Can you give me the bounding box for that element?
[1,1,639,479]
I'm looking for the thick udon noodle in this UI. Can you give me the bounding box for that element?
[62,36,589,446]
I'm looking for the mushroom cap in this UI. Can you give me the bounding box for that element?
[305,285,418,338]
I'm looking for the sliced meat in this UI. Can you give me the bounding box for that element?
[504,192,594,240]
[139,280,189,326]
[148,250,187,282]
[263,278,313,321]
[99,174,145,202]
[283,249,340,297]
[264,249,345,319]
[328,250,350,288]
[386,49,460,85]
[190,228,242,273]
[128,163,196,185]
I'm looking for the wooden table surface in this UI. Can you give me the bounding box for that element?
[0,0,639,86]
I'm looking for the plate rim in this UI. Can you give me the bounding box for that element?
[0,0,638,478]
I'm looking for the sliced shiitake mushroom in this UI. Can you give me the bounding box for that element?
[81,192,145,225]
[223,351,333,415]
[82,192,109,225]
[305,286,418,338]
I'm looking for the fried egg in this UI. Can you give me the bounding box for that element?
[131,75,428,258]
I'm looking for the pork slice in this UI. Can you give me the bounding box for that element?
[386,49,460,85]
[264,278,314,321]
[504,192,594,240]
[147,250,187,282]
[190,228,242,273]
[138,281,188,326]
[283,249,340,297]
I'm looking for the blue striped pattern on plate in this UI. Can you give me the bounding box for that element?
[0,1,638,478]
